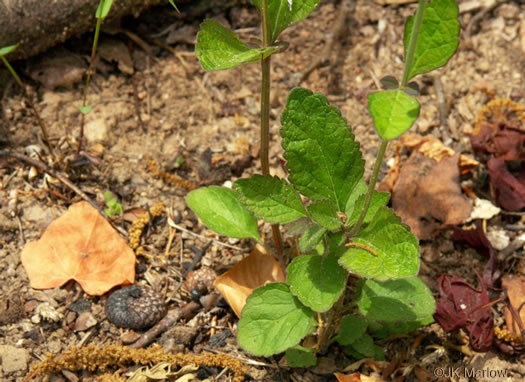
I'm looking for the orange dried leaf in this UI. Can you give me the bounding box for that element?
[21,201,135,296]
[213,244,285,318]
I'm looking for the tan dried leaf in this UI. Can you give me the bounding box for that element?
[213,244,285,318]
[21,201,135,296]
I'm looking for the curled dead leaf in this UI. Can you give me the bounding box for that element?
[21,201,135,296]
[213,244,285,318]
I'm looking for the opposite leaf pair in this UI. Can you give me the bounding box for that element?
[187,88,434,357]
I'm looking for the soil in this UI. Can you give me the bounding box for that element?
[1,0,525,381]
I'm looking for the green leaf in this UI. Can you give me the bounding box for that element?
[404,0,459,80]
[77,105,93,115]
[0,44,18,57]
[95,0,114,19]
[238,283,317,356]
[196,20,279,71]
[186,186,261,241]
[339,207,419,280]
[235,175,306,224]
[344,179,367,213]
[253,0,319,43]
[380,75,399,90]
[285,346,317,367]
[287,254,345,312]
[286,217,314,236]
[281,88,364,211]
[299,224,326,253]
[168,0,180,13]
[336,315,368,346]
[307,200,341,230]
[346,191,390,228]
[367,90,420,141]
[356,277,435,335]
[344,333,375,359]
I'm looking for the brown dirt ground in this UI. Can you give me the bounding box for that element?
[1,0,525,381]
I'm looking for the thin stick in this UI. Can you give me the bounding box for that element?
[167,219,243,251]
[0,150,127,237]
[300,0,352,84]
[129,308,182,349]
[0,57,55,158]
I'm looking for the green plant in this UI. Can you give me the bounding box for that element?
[77,0,114,153]
[189,0,459,363]
[103,191,122,217]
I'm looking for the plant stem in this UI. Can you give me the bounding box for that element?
[317,284,346,353]
[259,0,284,261]
[401,0,427,87]
[1,57,55,159]
[78,0,106,153]
[347,139,388,238]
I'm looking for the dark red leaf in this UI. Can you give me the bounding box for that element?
[451,221,493,260]
[434,274,493,352]
[487,157,525,211]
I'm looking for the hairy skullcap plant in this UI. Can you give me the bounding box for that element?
[105,285,166,330]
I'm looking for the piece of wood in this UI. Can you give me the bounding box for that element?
[0,0,191,61]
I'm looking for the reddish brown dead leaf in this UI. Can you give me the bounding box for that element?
[213,244,285,318]
[434,274,493,352]
[487,157,525,211]
[391,152,472,239]
[21,201,135,296]
[471,98,525,161]
[501,275,525,339]
[401,134,479,173]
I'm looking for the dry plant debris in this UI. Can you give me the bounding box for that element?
[21,201,135,295]
[400,133,479,173]
[501,275,525,340]
[128,202,165,257]
[214,244,285,318]
[470,98,525,210]
[23,344,246,382]
[146,156,196,191]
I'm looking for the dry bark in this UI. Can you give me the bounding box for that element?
[0,0,191,61]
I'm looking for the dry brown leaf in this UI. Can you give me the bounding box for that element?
[501,275,525,339]
[21,201,135,296]
[213,244,285,318]
[400,134,479,173]
[391,152,472,239]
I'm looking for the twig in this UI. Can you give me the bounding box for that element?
[505,224,525,231]
[198,347,277,368]
[0,150,127,237]
[465,0,512,38]
[184,241,213,277]
[299,0,353,84]
[167,218,243,251]
[129,308,182,349]
[433,75,450,142]
[15,215,25,244]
